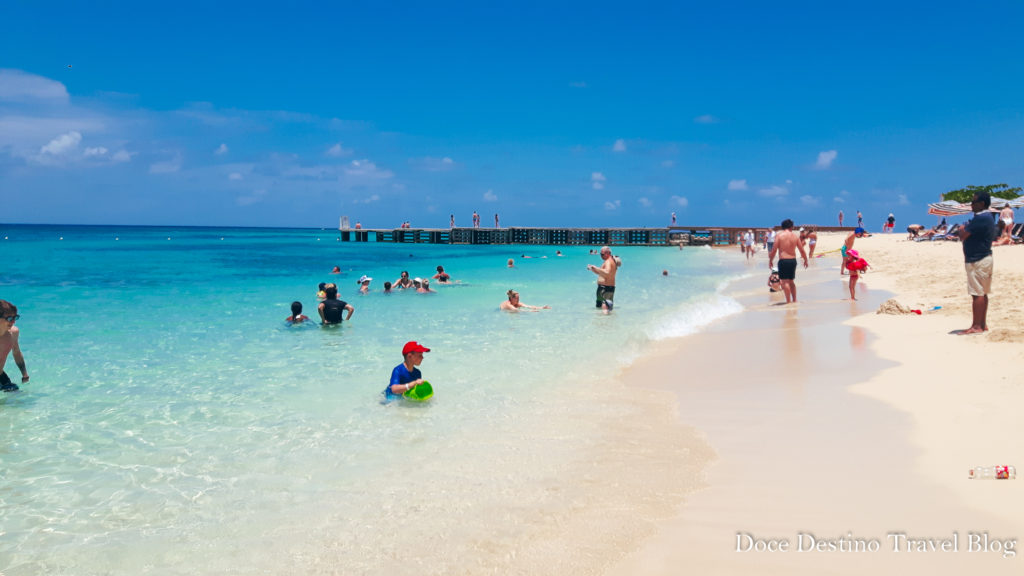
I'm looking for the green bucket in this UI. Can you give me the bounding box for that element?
[403,381,434,402]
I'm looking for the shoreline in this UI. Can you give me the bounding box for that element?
[606,233,1023,574]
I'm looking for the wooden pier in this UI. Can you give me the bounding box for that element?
[336,226,853,247]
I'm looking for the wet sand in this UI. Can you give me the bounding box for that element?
[609,234,1022,574]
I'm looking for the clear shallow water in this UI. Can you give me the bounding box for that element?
[1,225,744,575]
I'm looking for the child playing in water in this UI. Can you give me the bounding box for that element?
[286,301,310,324]
[845,250,869,300]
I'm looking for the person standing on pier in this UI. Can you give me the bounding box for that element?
[671,212,677,225]
[472,211,480,228]
[450,214,455,228]
[587,246,619,313]
[494,213,500,228]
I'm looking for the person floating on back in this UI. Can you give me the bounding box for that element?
[286,301,310,324]
[384,341,430,402]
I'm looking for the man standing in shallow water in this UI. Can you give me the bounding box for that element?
[587,246,618,313]
[768,219,808,304]
[0,300,29,392]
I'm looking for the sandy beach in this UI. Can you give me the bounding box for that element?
[610,231,1024,574]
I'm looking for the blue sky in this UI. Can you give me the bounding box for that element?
[2,1,1023,228]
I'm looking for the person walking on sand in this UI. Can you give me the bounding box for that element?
[857,210,863,227]
[768,219,808,304]
[841,228,865,275]
[472,211,480,228]
[0,300,29,392]
[450,214,455,228]
[838,210,844,227]
[807,227,818,257]
[671,212,677,225]
[494,213,500,228]
[957,191,997,334]
[587,246,619,313]
[743,229,755,260]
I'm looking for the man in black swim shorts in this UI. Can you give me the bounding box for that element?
[587,246,619,313]
[768,219,808,304]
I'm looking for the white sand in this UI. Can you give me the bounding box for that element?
[607,231,1024,575]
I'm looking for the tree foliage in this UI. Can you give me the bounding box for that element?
[942,183,1022,203]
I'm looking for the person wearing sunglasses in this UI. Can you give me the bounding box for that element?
[0,300,29,392]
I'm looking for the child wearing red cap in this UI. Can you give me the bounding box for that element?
[384,341,430,401]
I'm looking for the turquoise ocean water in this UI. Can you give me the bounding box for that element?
[1,225,746,575]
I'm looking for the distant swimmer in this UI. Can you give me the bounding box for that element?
[432,266,451,283]
[500,289,550,312]
[330,266,341,274]
[417,279,435,293]
[393,271,413,289]
[507,258,514,268]
[286,301,310,324]
[384,341,431,402]
[317,284,354,325]
[587,246,618,313]
[662,269,669,276]
[556,250,563,257]
[357,275,372,294]
[0,300,29,392]
[383,281,393,293]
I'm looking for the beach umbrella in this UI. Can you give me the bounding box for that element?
[990,197,1024,209]
[927,200,971,216]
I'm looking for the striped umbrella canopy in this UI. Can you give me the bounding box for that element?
[927,200,971,216]
[928,197,1024,216]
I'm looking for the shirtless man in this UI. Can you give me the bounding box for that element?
[0,300,29,392]
[586,246,619,313]
[841,228,865,275]
[768,219,808,304]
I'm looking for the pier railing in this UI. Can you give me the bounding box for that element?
[337,226,853,246]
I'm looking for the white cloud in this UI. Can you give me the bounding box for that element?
[638,197,652,208]
[815,150,837,169]
[111,150,135,163]
[759,185,788,197]
[326,143,353,157]
[591,172,606,190]
[661,160,675,168]
[411,156,456,171]
[483,189,498,202]
[833,196,846,203]
[83,146,108,158]
[149,154,183,174]
[604,200,621,210]
[897,194,910,206]
[728,179,748,191]
[215,143,229,155]
[785,179,793,184]
[229,172,243,180]
[694,114,719,124]
[569,81,587,88]
[613,139,627,152]
[344,159,393,180]
[800,195,820,206]
[0,69,70,105]
[671,195,689,208]
[40,131,81,155]
[353,194,381,204]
